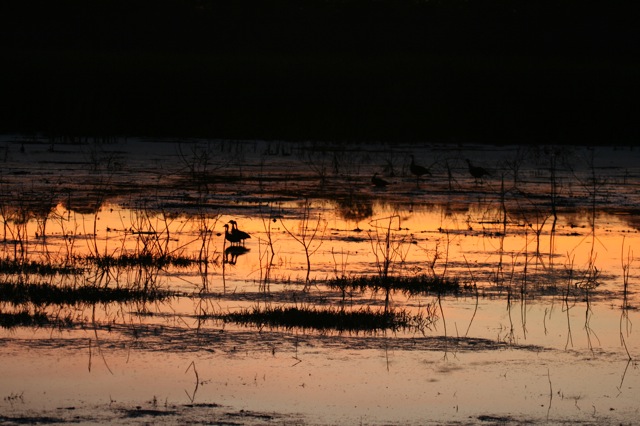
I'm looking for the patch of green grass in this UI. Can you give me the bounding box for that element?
[327,274,461,296]
[217,305,425,333]
[0,282,173,306]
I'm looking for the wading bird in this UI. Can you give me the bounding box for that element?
[371,173,389,187]
[223,224,243,246]
[409,155,431,188]
[465,159,491,185]
[228,220,251,246]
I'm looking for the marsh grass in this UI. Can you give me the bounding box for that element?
[216,305,426,333]
[0,281,173,306]
[326,274,461,297]
[0,259,83,275]
[85,253,203,269]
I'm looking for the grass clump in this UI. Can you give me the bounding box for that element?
[0,282,173,306]
[85,254,201,269]
[0,259,83,276]
[0,310,51,329]
[327,274,461,296]
[218,305,425,333]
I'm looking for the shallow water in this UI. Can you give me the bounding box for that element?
[0,137,639,424]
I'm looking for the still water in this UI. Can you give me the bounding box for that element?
[0,137,638,424]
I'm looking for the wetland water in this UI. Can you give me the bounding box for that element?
[0,136,639,424]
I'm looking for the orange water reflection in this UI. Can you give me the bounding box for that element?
[1,199,636,321]
[1,140,640,424]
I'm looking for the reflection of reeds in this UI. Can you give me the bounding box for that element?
[463,256,479,337]
[367,215,411,311]
[258,212,278,292]
[621,236,632,311]
[331,247,351,305]
[0,259,83,276]
[280,200,326,286]
[369,215,403,280]
[620,237,633,361]
[0,310,51,328]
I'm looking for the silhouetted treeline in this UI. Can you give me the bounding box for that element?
[1,0,638,143]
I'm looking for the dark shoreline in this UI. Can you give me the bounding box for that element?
[2,0,638,144]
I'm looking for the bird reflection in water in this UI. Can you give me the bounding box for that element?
[222,220,251,264]
[224,245,250,265]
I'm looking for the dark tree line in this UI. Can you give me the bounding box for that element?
[1,0,638,143]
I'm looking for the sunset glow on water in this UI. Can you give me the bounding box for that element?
[1,138,639,424]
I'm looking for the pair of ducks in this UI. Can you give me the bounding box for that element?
[372,155,433,188]
[223,220,251,246]
[410,155,491,183]
[371,155,432,188]
[372,156,491,187]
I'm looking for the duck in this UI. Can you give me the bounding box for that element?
[409,155,431,188]
[465,159,491,184]
[223,224,243,246]
[371,173,389,187]
[228,220,251,246]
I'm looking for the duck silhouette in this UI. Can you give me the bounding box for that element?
[409,155,431,188]
[465,159,491,185]
[223,224,243,246]
[371,173,389,187]
[228,220,251,246]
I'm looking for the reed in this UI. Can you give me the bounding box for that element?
[331,247,352,305]
[258,212,278,292]
[279,200,326,286]
[0,281,173,306]
[326,274,461,296]
[0,259,83,276]
[216,305,426,333]
[367,215,412,311]
[619,237,633,361]
[84,253,201,269]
